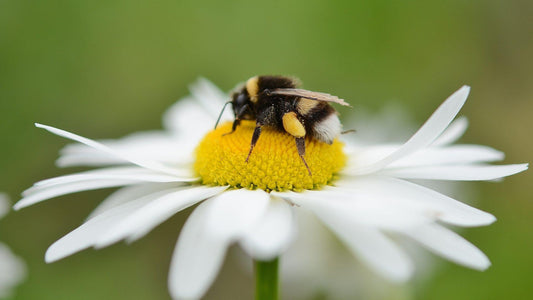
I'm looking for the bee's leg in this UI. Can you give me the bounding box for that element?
[223,104,249,136]
[223,119,241,136]
[245,123,263,163]
[295,137,312,176]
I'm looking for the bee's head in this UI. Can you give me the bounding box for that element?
[231,88,254,120]
[230,77,260,120]
[214,78,258,129]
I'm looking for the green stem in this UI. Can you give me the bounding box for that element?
[254,257,279,300]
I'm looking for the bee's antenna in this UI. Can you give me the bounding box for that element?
[214,101,232,129]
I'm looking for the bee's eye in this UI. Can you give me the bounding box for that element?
[236,93,248,106]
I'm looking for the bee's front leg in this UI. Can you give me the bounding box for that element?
[223,104,249,136]
[223,119,241,136]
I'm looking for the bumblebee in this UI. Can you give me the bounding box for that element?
[215,75,350,175]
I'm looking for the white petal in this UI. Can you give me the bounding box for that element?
[380,163,528,181]
[57,132,195,167]
[45,190,164,262]
[387,145,504,168]
[432,116,468,146]
[169,189,270,299]
[94,186,227,248]
[0,243,26,297]
[33,167,194,188]
[163,78,232,138]
[204,189,270,240]
[334,176,495,227]
[351,86,470,175]
[342,144,505,176]
[401,223,490,270]
[57,151,127,167]
[162,97,217,137]
[293,195,413,282]
[14,179,138,210]
[342,144,398,174]
[240,198,295,261]
[274,186,429,230]
[168,201,228,300]
[189,77,231,118]
[86,183,180,220]
[35,123,183,176]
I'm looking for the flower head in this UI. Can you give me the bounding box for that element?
[16,79,527,299]
[195,120,345,190]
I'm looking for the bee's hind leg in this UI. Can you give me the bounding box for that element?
[295,137,312,176]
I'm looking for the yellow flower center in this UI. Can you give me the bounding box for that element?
[194,121,346,191]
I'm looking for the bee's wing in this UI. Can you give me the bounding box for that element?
[268,88,351,106]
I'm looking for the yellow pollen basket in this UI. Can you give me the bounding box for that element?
[194,121,346,191]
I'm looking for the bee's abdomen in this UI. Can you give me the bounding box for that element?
[297,99,341,144]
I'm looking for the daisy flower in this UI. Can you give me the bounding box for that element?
[0,194,26,298]
[15,79,527,299]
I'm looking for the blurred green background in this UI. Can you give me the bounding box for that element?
[1,0,531,299]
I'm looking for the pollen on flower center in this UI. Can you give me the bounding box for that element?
[194,121,346,191]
